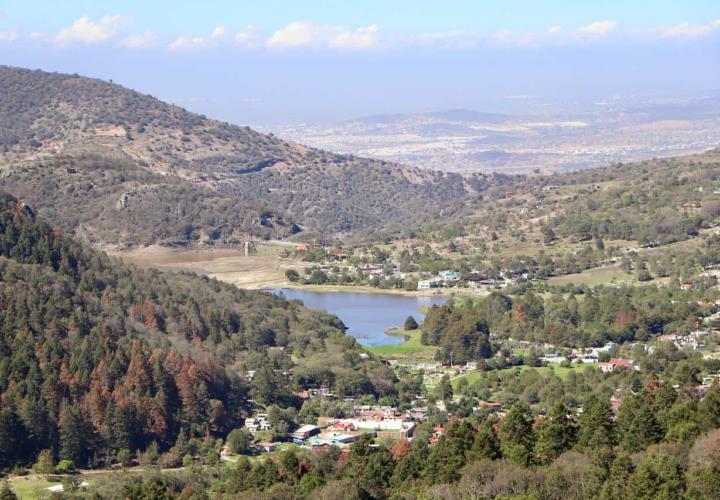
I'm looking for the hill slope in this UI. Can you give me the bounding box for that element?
[0,191,395,469]
[0,66,483,246]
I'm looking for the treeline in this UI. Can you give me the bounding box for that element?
[0,191,393,471]
[424,282,716,350]
[421,303,494,364]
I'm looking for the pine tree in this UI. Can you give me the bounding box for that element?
[535,402,576,464]
[599,454,633,500]
[577,395,616,449]
[498,402,536,466]
[59,404,86,467]
[626,452,685,500]
[699,384,720,431]
[468,418,500,461]
[0,409,30,470]
[621,403,663,452]
[436,375,453,402]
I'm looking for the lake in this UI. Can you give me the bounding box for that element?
[272,288,447,346]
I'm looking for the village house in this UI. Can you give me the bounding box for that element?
[406,407,428,421]
[541,351,567,364]
[418,278,441,290]
[476,401,503,412]
[309,431,363,448]
[439,270,461,281]
[599,358,639,373]
[244,414,271,433]
[658,330,711,350]
[290,424,321,444]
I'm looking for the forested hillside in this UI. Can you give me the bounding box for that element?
[0,65,482,245]
[0,192,394,469]
[0,152,300,248]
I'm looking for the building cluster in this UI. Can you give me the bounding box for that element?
[293,242,534,292]
[657,330,712,350]
[244,404,420,453]
[418,269,529,291]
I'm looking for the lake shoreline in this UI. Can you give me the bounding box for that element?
[270,288,446,347]
[270,283,450,298]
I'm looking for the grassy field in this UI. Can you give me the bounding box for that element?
[366,329,437,360]
[10,476,57,499]
[9,475,106,499]
[452,364,588,390]
[549,264,633,287]
[115,243,311,290]
[222,443,298,467]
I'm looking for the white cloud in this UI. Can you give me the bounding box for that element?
[234,24,261,48]
[56,15,130,44]
[167,26,235,51]
[267,21,381,49]
[267,21,326,48]
[329,24,380,49]
[167,35,210,51]
[16,16,720,53]
[578,20,617,36]
[119,32,159,49]
[0,30,18,42]
[649,22,714,38]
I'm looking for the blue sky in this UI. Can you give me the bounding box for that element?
[0,1,718,124]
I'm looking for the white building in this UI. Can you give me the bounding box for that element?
[418,278,441,290]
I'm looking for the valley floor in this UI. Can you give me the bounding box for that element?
[112,244,455,297]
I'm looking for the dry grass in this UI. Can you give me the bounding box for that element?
[114,243,310,289]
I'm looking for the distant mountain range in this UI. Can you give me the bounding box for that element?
[276,99,720,174]
[0,66,489,248]
[346,109,510,126]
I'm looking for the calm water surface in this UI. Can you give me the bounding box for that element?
[272,288,447,346]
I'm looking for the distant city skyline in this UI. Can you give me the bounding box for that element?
[0,1,718,125]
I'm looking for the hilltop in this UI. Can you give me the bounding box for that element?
[0,66,481,248]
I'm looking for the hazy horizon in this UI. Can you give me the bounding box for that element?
[0,0,718,126]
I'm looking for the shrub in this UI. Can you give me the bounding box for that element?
[117,449,133,467]
[404,316,419,330]
[226,428,254,455]
[33,450,55,474]
[55,460,75,474]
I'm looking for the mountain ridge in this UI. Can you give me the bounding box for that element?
[0,65,484,247]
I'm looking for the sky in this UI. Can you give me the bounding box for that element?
[0,1,718,125]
